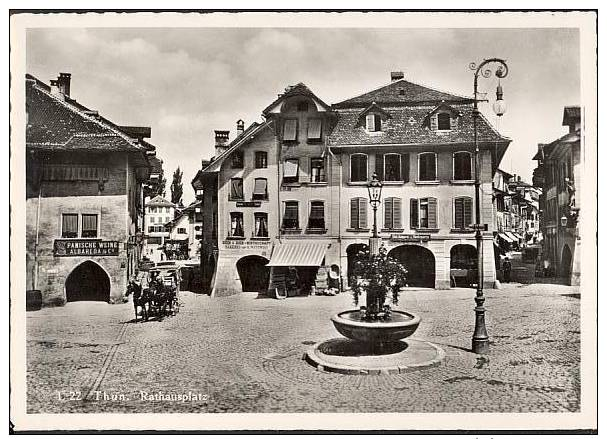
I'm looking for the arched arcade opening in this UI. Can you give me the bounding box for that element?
[346,243,369,285]
[561,245,573,278]
[65,261,111,302]
[388,245,435,288]
[450,244,478,288]
[236,255,270,293]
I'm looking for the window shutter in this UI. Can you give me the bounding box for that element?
[307,118,322,140]
[427,154,436,180]
[375,154,384,181]
[350,198,359,229]
[410,198,418,229]
[384,197,393,229]
[359,198,368,229]
[393,198,402,229]
[464,198,473,228]
[402,153,410,182]
[374,114,382,131]
[454,198,464,229]
[283,119,298,141]
[428,197,438,229]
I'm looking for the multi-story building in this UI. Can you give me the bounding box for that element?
[143,195,178,262]
[508,177,542,246]
[164,200,203,260]
[25,72,158,305]
[532,106,581,285]
[192,72,511,296]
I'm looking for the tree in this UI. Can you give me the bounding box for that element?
[170,167,184,206]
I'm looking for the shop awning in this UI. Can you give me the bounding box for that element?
[498,233,514,243]
[505,231,519,241]
[266,241,328,267]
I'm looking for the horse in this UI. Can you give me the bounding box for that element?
[126,280,149,322]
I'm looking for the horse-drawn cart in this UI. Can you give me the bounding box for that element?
[126,263,181,322]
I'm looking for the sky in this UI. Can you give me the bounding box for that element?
[26,27,580,204]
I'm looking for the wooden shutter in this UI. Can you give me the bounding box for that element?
[410,198,418,229]
[375,154,384,181]
[402,153,410,182]
[307,118,322,140]
[350,198,359,229]
[428,197,438,229]
[283,119,298,141]
[454,198,464,229]
[464,198,473,228]
[384,197,393,229]
[359,198,368,229]
[393,198,402,229]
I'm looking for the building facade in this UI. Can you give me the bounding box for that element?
[25,73,158,305]
[532,106,581,285]
[193,72,511,296]
[164,200,203,260]
[143,195,178,262]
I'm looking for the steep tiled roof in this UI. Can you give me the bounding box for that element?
[334,78,474,108]
[26,74,144,153]
[262,83,331,115]
[147,195,175,207]
[327,104,508,147]
[147,154,163,175]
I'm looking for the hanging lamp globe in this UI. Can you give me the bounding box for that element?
[493,84,507,117]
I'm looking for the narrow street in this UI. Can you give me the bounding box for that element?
[27,282,580,413]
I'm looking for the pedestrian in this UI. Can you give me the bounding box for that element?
[543,259,551,277]
[502,257,512,283]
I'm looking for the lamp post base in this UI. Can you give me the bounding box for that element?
[369,237,381,256]
[472,338,490,354]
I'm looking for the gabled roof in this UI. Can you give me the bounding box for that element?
[262,83,331,115]
[358,102,391,119]
[333,78,474,108]
[26,74,145,154]
[424,102,464,119]
[147,195,175,207]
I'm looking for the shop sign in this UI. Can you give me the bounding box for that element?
[235,201,262,207]
[53,239,120,256]
[222,239,272,251]
[390,234,431,242]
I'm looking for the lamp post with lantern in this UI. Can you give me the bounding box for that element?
[469,58,510,354]
[367,172,383,256]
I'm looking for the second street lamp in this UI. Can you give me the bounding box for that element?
[367,172,383,256]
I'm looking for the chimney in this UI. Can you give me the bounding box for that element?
[236,119,245,137]
[391,71,404,82]
[49,79,62,97]
[57,73,71,96]
[214,130,230,157]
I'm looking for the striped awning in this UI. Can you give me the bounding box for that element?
[498,233,514,243]
[266,241,328,267]
[505,231,519,241]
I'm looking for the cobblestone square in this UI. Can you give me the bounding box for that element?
[26,283,580,413]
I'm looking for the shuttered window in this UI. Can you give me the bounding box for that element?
[410,197,438,229]
[384,197,402,229]
[43,165,109,181]
[307,118,322,141]
[402,153,410,183]
[308,201,325,230]
[437,113,451,130]
[410,199,418,229]
[418,153,437,181]
[453,151,472,180]
[350,154,368,182]
[283,159,299,183]
[350,198,368,229]
[252,178,268,200]
[384,154,401,182]
[366,113,382,132]
[282,201,299,229]
[230,178,244,200]
[454,197,473,229]
[283,119,298,142]
[61,214,78,238]
[81,214,98,238]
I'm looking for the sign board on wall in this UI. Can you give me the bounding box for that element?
[53,239,120,256]
[390,234,431,242]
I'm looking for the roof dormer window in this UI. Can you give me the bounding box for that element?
[437,112,451,130]
[366,113,382,132]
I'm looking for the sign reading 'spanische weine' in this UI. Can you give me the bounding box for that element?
[53,239,120,256]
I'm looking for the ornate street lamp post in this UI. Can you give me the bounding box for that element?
[367,172,383,256]
[469,58,509,354]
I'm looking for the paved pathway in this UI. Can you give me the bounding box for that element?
[26,283,580,413]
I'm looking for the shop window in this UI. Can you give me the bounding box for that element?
[350,197,368,229]
[366,113,382,132]
[350,154,368,183]
[384,154,402,182]
[283,119,298,142]
[307,201,325,230]
[230,212,244,237]
[255,151,268,169]
[307,118,322,142]
[453,151,473,180]
[61,213,78,238]
[230,178,244,200]
[81,214,98,238]
[254,213,269,237]
[252,178,268,200]
[282,201,299,230]
[231,151,244,169]
[410,197,438,229]
[283,159,299,184]
[418,152,437,181]
[437,113,451,130]
[310,158,326,183]
[453,197,473,230]
[384,197,402,230]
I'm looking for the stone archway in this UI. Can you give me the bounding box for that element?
[236,255,270,293]
[65,260,111,302]
[450,244,478,288]
[346,243,369,285]
[388,245,435,288]
[561,244,573,278]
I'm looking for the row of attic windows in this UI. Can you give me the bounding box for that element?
[365,111,454,133]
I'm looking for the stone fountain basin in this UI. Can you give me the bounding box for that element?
[331,310,421,344]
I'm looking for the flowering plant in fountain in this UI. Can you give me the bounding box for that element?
[351,245,408,321]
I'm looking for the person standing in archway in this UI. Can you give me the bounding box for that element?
[502,257,512,283]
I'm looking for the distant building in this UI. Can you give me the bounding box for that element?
[164,200,203,260]
[25,73,159,305]
[532,106,582,285]
[193,72,511,296]
[508,176,542,246]
[143,195,178,262]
